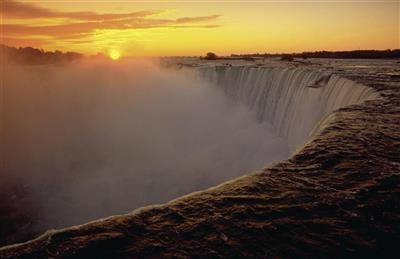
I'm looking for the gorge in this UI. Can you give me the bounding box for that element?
[0,58,399,258]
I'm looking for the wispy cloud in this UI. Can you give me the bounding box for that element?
[2,0,163,20]
[1,0,222,49]
[175,15,221,24]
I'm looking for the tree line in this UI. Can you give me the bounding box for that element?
[1,44,83,65]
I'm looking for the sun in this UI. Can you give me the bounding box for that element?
[109,49,121,60]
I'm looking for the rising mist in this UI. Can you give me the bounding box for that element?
[1,58,288,237]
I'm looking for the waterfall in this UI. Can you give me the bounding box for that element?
[199,65,379,152]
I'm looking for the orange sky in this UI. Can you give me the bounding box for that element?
[1,0,399,56]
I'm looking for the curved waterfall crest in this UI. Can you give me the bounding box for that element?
[199,65,379,152]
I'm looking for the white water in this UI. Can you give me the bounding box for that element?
[1,60,379,240]
[2,61,289,232]
[199,65,379,152]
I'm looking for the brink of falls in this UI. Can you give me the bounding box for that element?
[0,59,399,258]
[199,65,379,151]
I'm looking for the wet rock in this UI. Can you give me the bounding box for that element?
[0,60,399,258]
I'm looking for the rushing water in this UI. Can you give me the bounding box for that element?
[200,65,379,151]
[1,60,288,236]
[1,59,379,244]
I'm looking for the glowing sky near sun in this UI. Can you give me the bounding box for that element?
[1,0,399,56]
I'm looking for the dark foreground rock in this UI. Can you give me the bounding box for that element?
[0,61,399,258]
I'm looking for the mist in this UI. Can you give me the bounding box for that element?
[1,59,288,235]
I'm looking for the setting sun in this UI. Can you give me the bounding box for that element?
[109,49,121,60]
[1,0,397,56]
[1,0,399,257]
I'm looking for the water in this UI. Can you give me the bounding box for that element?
[200,65,379,151]
[1,59,288,235]
[1,58,379,242]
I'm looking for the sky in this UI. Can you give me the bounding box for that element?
[1,0,399,56]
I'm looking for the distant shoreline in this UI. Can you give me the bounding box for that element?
[2,44,400,66]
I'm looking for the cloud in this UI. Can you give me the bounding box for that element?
[2,0,221,47]
[0,36,51,47]
[171,24,222,29]
[2,0,162,20]
[3,18,221,37]
[3,0,58,19]
[175,15,221,24]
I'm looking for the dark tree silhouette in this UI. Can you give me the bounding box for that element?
[230,49,400,59]
[205,52,218,60]
[0,44,83,65]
